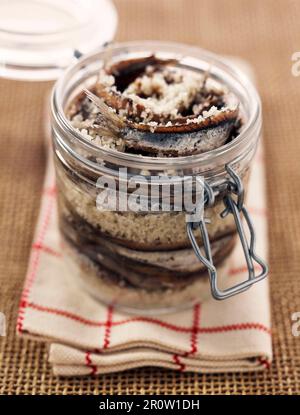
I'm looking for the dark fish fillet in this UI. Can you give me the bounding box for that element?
[74,56,241,157]
[84,88,239,156]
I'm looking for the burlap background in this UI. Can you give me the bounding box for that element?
[0,0,299,394]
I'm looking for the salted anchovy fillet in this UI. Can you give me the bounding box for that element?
[74,56,240,156]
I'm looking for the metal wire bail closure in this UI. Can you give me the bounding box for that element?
[186,164,268,300]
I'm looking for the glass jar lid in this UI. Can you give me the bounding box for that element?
[0,0,118,81]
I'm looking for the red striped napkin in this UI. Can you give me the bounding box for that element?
[16,141,272,376]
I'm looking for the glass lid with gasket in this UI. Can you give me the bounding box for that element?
[0,0,118,81]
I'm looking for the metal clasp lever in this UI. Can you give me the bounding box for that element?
[187,164,268,300]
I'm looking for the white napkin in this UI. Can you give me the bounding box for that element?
[16,143,272,376]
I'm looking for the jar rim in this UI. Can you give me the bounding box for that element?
[51,40,261,172]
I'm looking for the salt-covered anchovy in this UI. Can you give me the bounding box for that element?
[84,88,238,157]
[78,56,240,156]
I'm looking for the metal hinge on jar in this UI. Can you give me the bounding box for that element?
[187,164,268,300]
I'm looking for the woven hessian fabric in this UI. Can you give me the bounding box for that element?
[1,0,300,395]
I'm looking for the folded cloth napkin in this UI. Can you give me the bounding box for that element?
[16,59,272,376]
[16,142,272,376]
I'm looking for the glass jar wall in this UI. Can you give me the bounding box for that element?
[51,41,262,313]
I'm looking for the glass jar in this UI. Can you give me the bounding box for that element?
[51,41,267,314]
